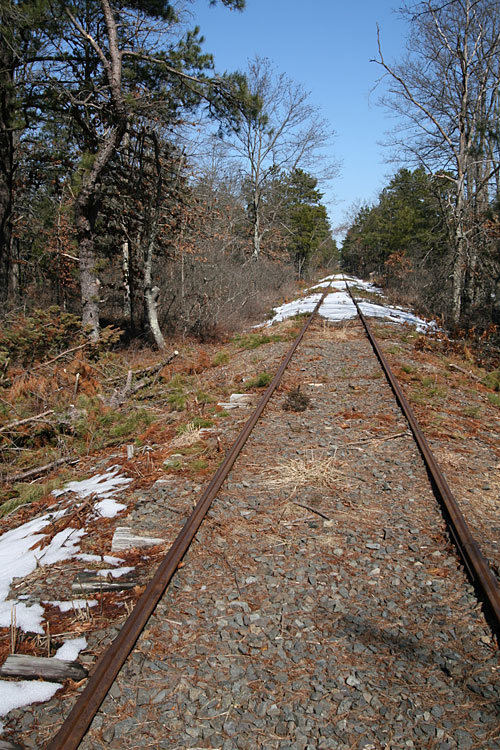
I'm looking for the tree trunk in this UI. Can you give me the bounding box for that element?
[70,0,127,340]
[251,192,261,257]
[144,281,166,350]
[451,229,466,326]
[142,131,166,349]
[0,51,14,310]
[121,237,131,320]
[76,213,101,341]
[74,121,126,340]
[129,239,145,333]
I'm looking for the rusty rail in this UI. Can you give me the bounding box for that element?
[346,283,500,637]
[46,286,331,750]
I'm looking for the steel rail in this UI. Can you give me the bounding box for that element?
[46,285,332,750]
[346,283,500,638]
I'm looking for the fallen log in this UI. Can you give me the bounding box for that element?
[111,527,165,552]
[4,457,79,484]
[108,350,178,407]
[0,654,87,682]
[0,410,54,434]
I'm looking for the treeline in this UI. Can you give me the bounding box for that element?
[343,0,500,330]
[342,167,499,327]
[0,1,337,345]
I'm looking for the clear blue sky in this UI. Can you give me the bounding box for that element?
[189,0,409,242]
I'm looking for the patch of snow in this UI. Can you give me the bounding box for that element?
[95,497,127,518]
[37,528,85,567]
[0,511,82,633]
[265,274,433,332]
[0,680,61,730]
[76,553,123,564]
[52,468,130,518]
[45,599,98,613]
[53,637,87,661]
[52,467,131,502]
[0,600,45,635]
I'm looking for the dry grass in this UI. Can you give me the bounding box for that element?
[309,319,361,343]
[434,446,468,469]
[266,453,347,493]
[170,425,204,449]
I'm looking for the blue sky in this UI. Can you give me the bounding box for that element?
[189,0,409,241]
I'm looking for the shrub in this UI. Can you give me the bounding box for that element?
[0,307,82,366]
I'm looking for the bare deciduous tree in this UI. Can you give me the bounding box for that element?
[220,56,336,258]
[375,0,500,323]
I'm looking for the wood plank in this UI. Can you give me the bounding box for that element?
[71,571,138,593]
[0,654,87,681]
[111,526,165,552]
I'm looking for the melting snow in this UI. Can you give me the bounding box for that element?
[267,274,434,332]
[0,681,62,732]
[53,637,87,661]
[76,553,123,565]
[52,467,131,518]
[0,467,131,636]
[0,466,131,733]
[0,512,84,633]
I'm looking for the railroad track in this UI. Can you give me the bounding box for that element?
[11,282,500,748]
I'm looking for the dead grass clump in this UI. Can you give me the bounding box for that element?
[267,453,346,493]
[9,373,52,401]
[319,319,360,342]
[171,426,204,449]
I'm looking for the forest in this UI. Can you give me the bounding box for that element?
[343,0,500,333]
[1,0,500,356]
[0,0,338,354]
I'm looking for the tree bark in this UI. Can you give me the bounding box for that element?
[121,237,131,320]
[251,192,261,257]
[0,48,14,309]
[142,131,166,349]
[75,124,125,340]
[69,0,127,341]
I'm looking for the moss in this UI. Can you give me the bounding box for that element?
[176,417,214,434]
[190,459,208,472]
[232,332,283,350]
[212,350,230,366]
[244,372,273,389]
[487,392,500,407]
[108,411,153,439]
[73,396,154,451]
[0,477,67,518]
[481,370,500,391]
[463,405,481,418]
[401,364,415,374]
[195,390,215,405]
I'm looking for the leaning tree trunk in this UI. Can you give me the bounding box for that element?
[69,0,128,340]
